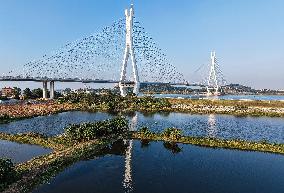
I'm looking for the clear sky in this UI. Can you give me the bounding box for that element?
[0,0,283,90]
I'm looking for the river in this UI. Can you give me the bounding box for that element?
[149,93,284,101]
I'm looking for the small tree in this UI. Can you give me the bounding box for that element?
[32,88,44,99]
[12,87,21,99]
[23,88,33,99]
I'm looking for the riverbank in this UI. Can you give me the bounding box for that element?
[130,129,284,155]
[2,139,111,193]
[168,98,284,117]
[0,101,77,124]
[1,95,284,126]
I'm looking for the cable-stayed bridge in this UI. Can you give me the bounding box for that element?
[0,4,186,98]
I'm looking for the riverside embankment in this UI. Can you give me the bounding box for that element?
[168,98,284,117]
[2,95,284,125]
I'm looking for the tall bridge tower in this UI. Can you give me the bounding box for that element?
[119,4,140,97]
[207,51,220,95]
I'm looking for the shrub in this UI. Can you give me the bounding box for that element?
[64,117,129,141]
[0,158,18,191]
[0,114,10,120]
[162,128,182,140]
[139,127,153,137]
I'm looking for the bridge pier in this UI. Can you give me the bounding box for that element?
[119,84,128,97]
[42,81,48,99]
[50,81,55,99]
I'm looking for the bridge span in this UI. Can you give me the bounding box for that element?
[2,4,186,98]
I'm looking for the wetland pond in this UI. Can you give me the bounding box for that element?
[1,111,284,192]
[0,139,52,163]
[1,111,284,143]
[32,140,284,193]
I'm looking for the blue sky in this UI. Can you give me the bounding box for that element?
[0,0,283,89]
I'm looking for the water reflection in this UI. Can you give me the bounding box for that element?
[123,140,133,192]
[1,111,284,143]
[32,140,284,193]
[163,142,182,154]
[207,114,217,138]
[122,112,138,192]
[129,112,138,131]
[0,140,52,164]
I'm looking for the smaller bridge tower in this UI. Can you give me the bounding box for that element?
[119,4,140,97]
[207,51,224,95]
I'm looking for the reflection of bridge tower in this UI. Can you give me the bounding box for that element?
[123,139,134,192]
[207,114,217,138]
[119,4,140,97]
[123,112,138,192]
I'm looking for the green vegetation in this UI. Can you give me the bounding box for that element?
[23,88,62,99]
[162,128,182,140]
[0,132,69,151]
[58,92,171,112]
[56,92,284,117]
[169,98,284,108]
[169,98,284,117]
[64,117,129,141]
[0,114,11,124]
[0,158,19,192]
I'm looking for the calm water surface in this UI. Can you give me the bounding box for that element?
[151,93,284,101]
[32,140,284,193]
[1,111,284,143]
[0,140,52,163]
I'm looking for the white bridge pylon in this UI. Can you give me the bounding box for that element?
[207,51,219,95]
[119,4,140,97]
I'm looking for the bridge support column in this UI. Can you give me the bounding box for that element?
[119,84,128,97]
[42,81,48,99]
[50,81,55,99]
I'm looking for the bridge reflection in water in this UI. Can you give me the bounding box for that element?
[124,112,220,192]
[207,114,218,138]
[123,112,138,192]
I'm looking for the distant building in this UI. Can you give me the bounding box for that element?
[1,87,14,97]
